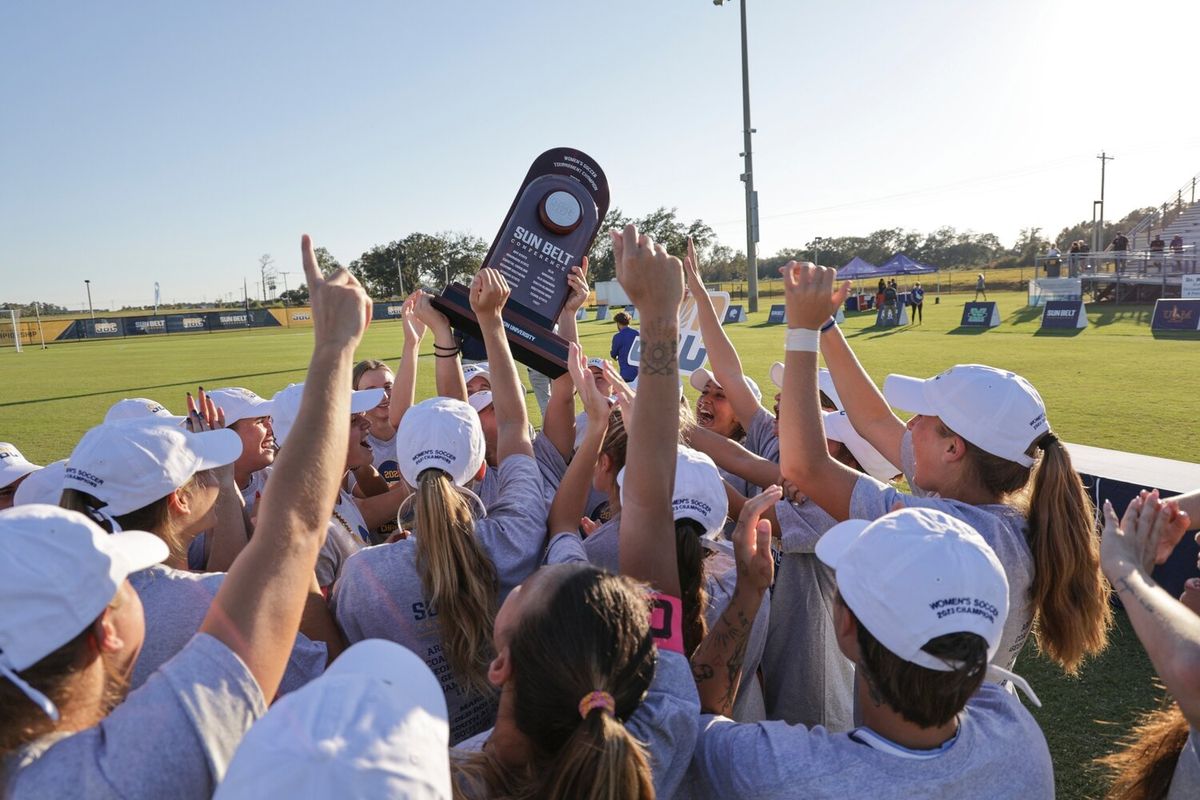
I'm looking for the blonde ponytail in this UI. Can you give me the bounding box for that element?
[414,469,498,697]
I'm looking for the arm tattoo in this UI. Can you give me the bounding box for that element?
[692,663,715,682]
[718,607,753,712]
[640,337,678,376]
[1113,575,1163,617]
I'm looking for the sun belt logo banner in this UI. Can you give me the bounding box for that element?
[626,291,731,376]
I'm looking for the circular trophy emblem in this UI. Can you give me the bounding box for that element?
[539,190,582,235]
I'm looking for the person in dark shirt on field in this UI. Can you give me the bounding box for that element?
[910,281,925,325]
[1111,231,1129,274]
[610,311,640,382]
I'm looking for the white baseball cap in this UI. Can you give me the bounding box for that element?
[397,397,485,488]
[617,446,728,541]
[815,506,1038,704]
[206,387,275,426]
[63,420,243,516]
[883,364,1049,467]
[0,504,167,719]
[462,362,491,389]
[768,364,840,408]
[0,443,41,489]
[688,368,762,403]
[103,398,185,424]
[269,383,386,448]
[13,459,67,507]
[823,411,900,482]
[467,390,494,413]
[215,639,450,800]
[586,357,608,372]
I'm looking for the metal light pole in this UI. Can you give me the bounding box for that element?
[715,0,759,312]
[1096,151,1113,250]
[395,257,405,297]
[812,236,823,267]
[84,279,95,321]
[1092,200,1102,257]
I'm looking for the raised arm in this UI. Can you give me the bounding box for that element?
[544,262,590,458]
[414,291,468,402]
[777,263,859,522]
[184,389,249,572]
[818,323,906,468]
[683,238,760,430]
[388,292,426,429]
[686,423,781,490]
[691,486,781,715]
[470,269,534,461]
[615,224,683,597]
[1102,494,1200,726]
[548,342,610,534]
[200,234,371,701]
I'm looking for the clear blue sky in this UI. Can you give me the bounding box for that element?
[3,0,1198,310]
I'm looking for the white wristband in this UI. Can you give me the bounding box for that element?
[785,328,820,352]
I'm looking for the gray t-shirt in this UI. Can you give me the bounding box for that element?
[762,498,855,731]
[1169,728,1200,800]
[331,454,547,745]
[4,633,266,800]
[582,515,621,572]
[744,406,780,465]
[531,432,609,519]
[704,551,770,723]
[316,489,371,588]
[129,564,326,695]
[476,465,500,510]
[688,682,1053,799]
[849,477,1034,671]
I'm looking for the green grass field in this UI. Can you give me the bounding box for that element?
[2,287,1198,798]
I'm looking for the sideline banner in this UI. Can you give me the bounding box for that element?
[1151,299,1200,332]
[723,304,746,324]
[960,302,1000,328]
[627,291,731,376]
[1040,300,1087,330]
[767,304,786,324]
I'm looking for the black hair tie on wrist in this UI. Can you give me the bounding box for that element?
[1037,432,1058,450]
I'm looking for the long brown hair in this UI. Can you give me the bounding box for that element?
[956,431,1111,674]
[453,565,656,800]
[413,469,498,697]
[352,358,388,389]
[59,469,216,564]
[675,518,710,658]
[1097,701,1190,800]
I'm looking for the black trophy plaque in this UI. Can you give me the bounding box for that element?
[431,148,610,378]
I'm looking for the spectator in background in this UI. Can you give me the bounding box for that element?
[1067,241,1081,275]
[1150,234,1165,272]
[1111,231,1129,274]
[974,272,987,301]
[910,281,925,325]
[610,311,640,383]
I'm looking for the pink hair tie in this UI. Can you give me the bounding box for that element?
[578,691,616,719]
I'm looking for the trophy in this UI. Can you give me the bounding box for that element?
[431,148,610,378]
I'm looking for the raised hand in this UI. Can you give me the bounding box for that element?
[302,234,372,350]
[562,257,590,314]
[1102,492,1170,579]
[401,292,427,348]
[684,236,705,294]
[567,342,609,424]
[612,223,683,319]
[186,386,226,433]
[412,290,452,338]
[779,261,851,330]
[733,485,782,595]
[469,268,511,321]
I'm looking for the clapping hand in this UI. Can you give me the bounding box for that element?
[780,261,850,330]
[612,224,683,320]
[733,485,783,596]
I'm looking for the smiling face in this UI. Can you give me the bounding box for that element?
[345,413,374,471]
[356,367,394,429]
[695,380,740,438]
[231,416,275,474]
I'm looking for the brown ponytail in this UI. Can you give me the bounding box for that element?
[1098,701,1190,800]
[958,433,1111,673]
[453,565,656,800]
[674,519,710,658]
[414,469,498,698]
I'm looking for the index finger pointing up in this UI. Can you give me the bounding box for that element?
[301,234,321,287]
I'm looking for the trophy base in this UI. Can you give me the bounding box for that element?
[431,284,569,379]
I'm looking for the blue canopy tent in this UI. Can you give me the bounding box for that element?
[836,256,880,279]
[876,253,937,276]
